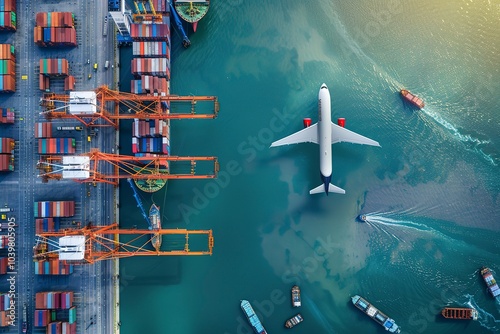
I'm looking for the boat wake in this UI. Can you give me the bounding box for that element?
[418,107,496,166]
[465,294,500,332]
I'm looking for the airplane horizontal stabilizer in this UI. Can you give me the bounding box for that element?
[331,122,380,147]
[309,183,346,195]
[270,123,319,147]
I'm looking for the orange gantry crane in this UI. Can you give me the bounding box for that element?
[40,85,220,128]
[37,149,219,185]
[34,223,214,264]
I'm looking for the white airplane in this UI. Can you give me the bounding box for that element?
[270,83,380,195]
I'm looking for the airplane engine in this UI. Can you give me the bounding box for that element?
[303,118,312,128]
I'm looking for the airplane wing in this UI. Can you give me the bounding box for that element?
[331,122,380,147]
[270,123,319,147]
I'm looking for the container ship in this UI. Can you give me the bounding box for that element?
[149,203,162,251]
[285,314,303,329]
[240,300,268,334]
[480,267,500,297]
[291,285,301,307]
[400,89,424,109]
[441,307,478,320]
[351,295,401,333]
[174,0,210,32]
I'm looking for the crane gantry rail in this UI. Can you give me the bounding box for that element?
[34,223,214,264]
[37,149,219,185]
[40,85,220,128]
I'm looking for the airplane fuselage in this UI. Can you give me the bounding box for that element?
[318,85,332,180]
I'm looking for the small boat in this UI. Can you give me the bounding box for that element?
[480,267,500,297]
[285,313,303,329]
[240,300,268,334]
[351,295,400,333]
[441,307,478,320]
[400,89,425,109]
[291,285,301,307]
[357,214,367,222]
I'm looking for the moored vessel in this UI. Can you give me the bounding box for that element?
[441,307,478,320]
[240,300,268,334]
[351,295,400,333]
[285,313,303,329]
[174,0,210,32]
[149,204,162,251]
[480,266,500,297]
[291,285,301,307]
[400,89,425,109]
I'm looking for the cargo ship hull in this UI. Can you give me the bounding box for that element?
[149,204,162,251]
[285,313,303,328]
[441,307,478,320]
[400,89,425,109]
[292,285,301,307]
[174,0,210,32]
[351,295,400,333]
[240,300,268,334]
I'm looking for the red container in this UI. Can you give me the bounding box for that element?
[0,74,15,92]
[64,75,75,91]
[0,44,14,61]
[35,123,53,138]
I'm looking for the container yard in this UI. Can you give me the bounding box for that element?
[0,0,218,333]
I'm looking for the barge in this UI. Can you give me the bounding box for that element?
[441,307,478,320]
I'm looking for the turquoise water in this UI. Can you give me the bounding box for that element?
[120,1,500,333]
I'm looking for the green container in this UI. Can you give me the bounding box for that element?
[69,307,76,324]
[10,45,14,55]
[71,138,76,147]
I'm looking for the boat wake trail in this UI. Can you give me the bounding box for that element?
[466,294,500,332]
[418,107,496,166]
[362,213,456,244]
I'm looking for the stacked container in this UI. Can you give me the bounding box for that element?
[131,75,169,94]
[34,259,74,275]
[36,292,74,309]
[34,201,75,218]
[0,44,15,93]
[38,138,76,154]
[39,59,69,76]
[0,235,8,248]
[34,12,76,47]
[133,41,170,58]
[35,123,53,138]
[0,137,14,172]
[35,309,51,327]
[130,23,170,40]
[131,58,170,78]
[35,217,60,233]
[0,257,8,274]
[0,107,14,123]
[64,76,74,91]
[0,293,12,310]
[0,0,16,31]
[0,310,8,326]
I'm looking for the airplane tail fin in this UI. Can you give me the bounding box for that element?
[309,183,346,195]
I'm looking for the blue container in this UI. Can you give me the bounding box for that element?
[44,261,49,274]
[54,217,60,231]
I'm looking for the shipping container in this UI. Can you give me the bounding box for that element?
[35,122,53,138]
[131,58,170,78]
[34,201,75,218]
[34,27,77,47]
[0,154,14,172]
[0,44,14,61]
[0,11,16,31]
[130,23,170,41]
[0,74,15,92]
[35,12,74,28]
[34,260,73,275]
[0,107,14,123]
[64,75,75,91]
[0,0,16,12]
[132,41,169,58]
[37,138,76,154]
[0,137,14,153]
[39,59,69,76]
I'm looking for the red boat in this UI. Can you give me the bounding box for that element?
[400,89,425,109]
